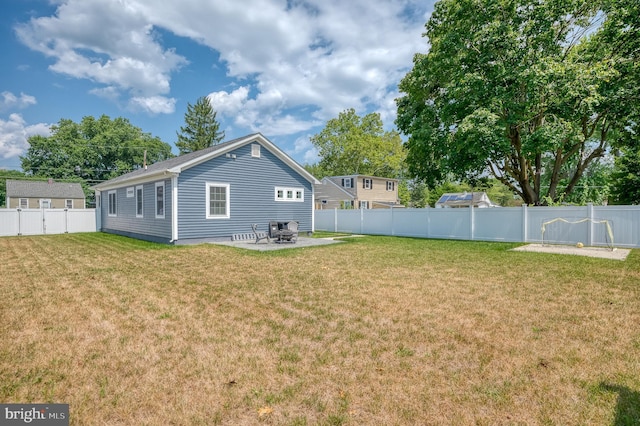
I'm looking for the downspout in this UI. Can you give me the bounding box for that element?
[170,174,179,243]
[311,183,315,232]
[94,189,101,231]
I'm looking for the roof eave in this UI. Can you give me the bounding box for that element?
[92,170,177,191]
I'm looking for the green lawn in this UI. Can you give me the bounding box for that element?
[1,233,639,425]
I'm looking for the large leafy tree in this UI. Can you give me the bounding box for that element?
[0,170,26,207]
[610,135,640,204]
[310,108,405,178]
[175,96,225,154]
[21,115,173,185]
[396,0,639,205]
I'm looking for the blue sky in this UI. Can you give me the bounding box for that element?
[0,0,433,171]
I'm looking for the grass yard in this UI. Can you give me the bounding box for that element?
[1,233,639,425]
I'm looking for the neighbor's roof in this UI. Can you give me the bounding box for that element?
[6,180,85,199]
[314,177,355,200]
[436,192,492,207]
[329,174,399,181]
[92,133,320,191]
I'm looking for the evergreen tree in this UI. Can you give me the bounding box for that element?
[175,96,225,154]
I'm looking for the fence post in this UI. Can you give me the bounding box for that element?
[522,204,528,243]
[587,203,594,246]
[470,205,475,240]
[391,206,395,236]
[360,208,364,234]
[426,207,430,238]
[334,208,338,233]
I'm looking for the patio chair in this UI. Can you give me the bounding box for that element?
[286,220,299,243]
[251,224,270,244]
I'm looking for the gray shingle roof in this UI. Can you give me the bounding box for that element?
[6,180,85,199]
[93,135,248,188]
[92,133,320,190]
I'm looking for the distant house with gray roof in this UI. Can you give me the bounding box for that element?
[6,179,86,209]
[435,192,497,208]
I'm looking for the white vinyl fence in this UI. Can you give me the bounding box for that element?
[0,209,96,237]
[315,204,640,248]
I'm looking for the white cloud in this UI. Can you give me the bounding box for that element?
[15,0,433,130]
[207,87,250,116]
[290,135,319,165]
[15,0,187,110]
[0,114,51,160]
[1,92,37,111]
[128,96,176,115]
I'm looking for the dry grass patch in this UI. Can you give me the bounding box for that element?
[1,233,639,425]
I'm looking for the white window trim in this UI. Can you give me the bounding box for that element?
[251,143,261,158]
[65,199,73,209]
[40,199,51,208]
[363,178,372,190]
[386,181,395,191]
[135,185,144,218]
[206,182,230,219]
[19,198,28,209]
[275,186,304,202]
[108,191,117,217]
[155,182,165,219]
[343,178,352,188]
[359,200,369,209]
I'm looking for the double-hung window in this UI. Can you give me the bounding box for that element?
[136,185,144,218]
[206,182,230,219]
[19,198,28,209]
[65,199,73,209]
[386,181,395,191]
[155,182,165,219]
[108,191,117,216]
[363,178,372,189]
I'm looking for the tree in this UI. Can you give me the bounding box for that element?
[610,135,640,204]
[0,170,26,207]
[396,0,640,205]
[175,96,225,154]
[310,109,406,178]
[21,115,173,185]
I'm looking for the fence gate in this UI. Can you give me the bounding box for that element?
[0,209,96,237]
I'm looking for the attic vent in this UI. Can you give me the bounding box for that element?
[251,144,261,158]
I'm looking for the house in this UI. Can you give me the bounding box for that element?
[435,192,497,208]
[92,133,320,244]
[6,179,86,209]
[314,175,401,209]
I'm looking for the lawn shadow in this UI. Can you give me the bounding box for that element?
[599,382,640,426]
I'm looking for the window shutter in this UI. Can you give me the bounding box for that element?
[342,178,345,187]
[362,179,366,188]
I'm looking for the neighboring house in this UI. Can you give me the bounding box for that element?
[435,192,497,208]
[314,175,401,209]
[6,179,86,209]
[92,133,320,244]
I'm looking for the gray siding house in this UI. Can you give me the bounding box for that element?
[92,133,319,244]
